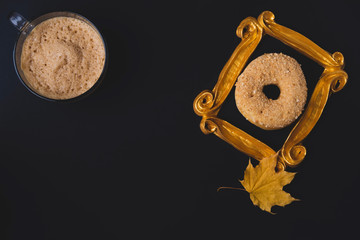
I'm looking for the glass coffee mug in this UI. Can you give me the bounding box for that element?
[9,11,108,102]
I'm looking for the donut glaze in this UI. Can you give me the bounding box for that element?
[235,53,307,130]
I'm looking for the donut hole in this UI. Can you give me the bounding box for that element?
[262,84,280,100]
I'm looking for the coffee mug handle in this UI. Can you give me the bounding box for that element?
[9,12,30,32]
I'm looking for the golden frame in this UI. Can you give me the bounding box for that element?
[193,11,348,171]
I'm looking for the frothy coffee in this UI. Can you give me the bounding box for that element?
[20,16,105,100]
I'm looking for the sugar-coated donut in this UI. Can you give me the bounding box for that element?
[235,53,307,130]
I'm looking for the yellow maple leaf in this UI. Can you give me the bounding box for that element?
[240,154,298,213]
[218,154,298,214]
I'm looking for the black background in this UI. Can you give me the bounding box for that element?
[1,0,360,239]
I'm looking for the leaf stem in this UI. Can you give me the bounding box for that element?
[217,186,246,192]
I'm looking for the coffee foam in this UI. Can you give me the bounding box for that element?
[21,16,105,100]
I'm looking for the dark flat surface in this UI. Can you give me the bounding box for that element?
[1,0,359,239]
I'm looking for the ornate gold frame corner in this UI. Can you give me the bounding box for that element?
[193,11,348,171]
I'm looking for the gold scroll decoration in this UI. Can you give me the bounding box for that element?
[193,11,348,171]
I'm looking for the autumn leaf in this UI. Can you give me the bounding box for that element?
[219,154,298,214]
